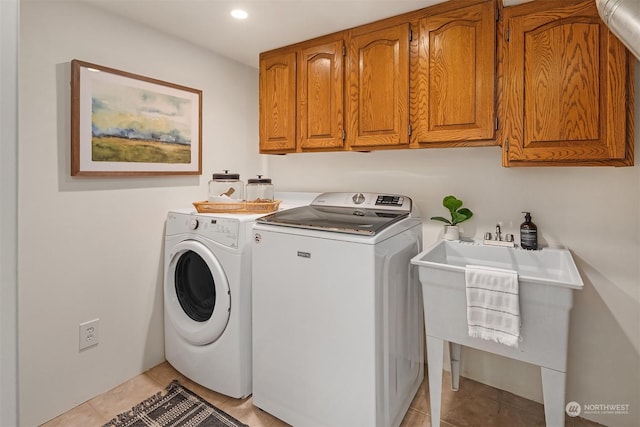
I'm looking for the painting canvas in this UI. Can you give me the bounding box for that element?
[71,59,202,176]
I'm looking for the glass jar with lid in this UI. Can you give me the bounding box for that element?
[246,175,274,202]
[208,170,244,202]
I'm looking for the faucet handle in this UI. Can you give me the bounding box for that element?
[484,232,492,240]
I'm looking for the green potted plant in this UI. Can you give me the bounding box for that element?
[431,195,473,240]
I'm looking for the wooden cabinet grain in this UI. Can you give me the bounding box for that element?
[259,37,344,153]
[298,41,345,150]
[412,0,496,146]
[499,0,634,166]
[347,23,410,149]
[259,23,411,153]
[259,50,297,153]
[258,0,634,167]
[259,0,495,153]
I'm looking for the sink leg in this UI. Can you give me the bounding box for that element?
[426,336,444,427]
[541,367,566,427]
[449,342,461,391]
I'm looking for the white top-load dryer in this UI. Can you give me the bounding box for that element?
[251,192,424,427]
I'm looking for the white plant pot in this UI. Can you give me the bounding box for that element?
[444,225,459,241]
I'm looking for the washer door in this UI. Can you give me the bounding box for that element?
[165,240,231,345]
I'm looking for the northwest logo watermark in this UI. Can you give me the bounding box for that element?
[566,401,631,417]
[565,401,581,417]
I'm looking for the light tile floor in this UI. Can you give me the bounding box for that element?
[42,362,604,427]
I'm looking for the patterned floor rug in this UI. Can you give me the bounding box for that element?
[103,380,249,427]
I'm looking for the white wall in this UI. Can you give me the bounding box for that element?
[266,119,640,424]
[18,1,261,425]
[19,1,640,427]
[1,0,19,425]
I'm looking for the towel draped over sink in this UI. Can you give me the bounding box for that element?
[465,265,521,348]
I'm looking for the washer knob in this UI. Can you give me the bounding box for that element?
[352,193,366,204]
[189,218,199,230]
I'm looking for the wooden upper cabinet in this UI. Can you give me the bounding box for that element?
[347,24,410,149]
[259,51,297,153]
[299,41,345,150]
[500,0,634,166]
[413,0,496,146]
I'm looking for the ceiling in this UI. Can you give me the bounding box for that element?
[81,0,450,68]
[80,0,535,69]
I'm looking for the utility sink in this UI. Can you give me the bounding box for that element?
[411,240,583,427]
[414,239,583,289]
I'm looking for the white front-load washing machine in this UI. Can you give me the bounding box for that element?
[164,208,262,398]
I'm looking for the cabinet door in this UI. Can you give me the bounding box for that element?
[299,41,345,150]
[259,51,297,153]
[347,24,410,148]
[501,0,633,165]
[413,0,496,145]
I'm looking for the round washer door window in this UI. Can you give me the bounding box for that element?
[165,240,231,345]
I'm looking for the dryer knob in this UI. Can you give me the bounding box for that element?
[352,193,366,204]
[189,218,199,230]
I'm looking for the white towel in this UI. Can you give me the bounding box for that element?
[465,265,520,348]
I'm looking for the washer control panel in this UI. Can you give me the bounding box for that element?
[374,194,405,207]
[200,217,239,248]
[166,212,240,248]
[312,192,412,212]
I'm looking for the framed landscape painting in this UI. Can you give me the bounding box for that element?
[71,59,202,176]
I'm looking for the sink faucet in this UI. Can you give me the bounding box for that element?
[483,223,514,247]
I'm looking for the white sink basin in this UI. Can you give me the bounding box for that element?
[413,240,583,289]
[411,240,584,427]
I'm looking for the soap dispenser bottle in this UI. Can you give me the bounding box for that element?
[520,212,538,250]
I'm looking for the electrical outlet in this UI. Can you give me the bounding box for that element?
[79,319,99,350]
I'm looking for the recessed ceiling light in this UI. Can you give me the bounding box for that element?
[230,9,248,20]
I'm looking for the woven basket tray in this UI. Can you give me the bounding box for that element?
[193,200,281,214]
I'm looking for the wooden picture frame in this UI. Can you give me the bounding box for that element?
[71,59,202,176]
